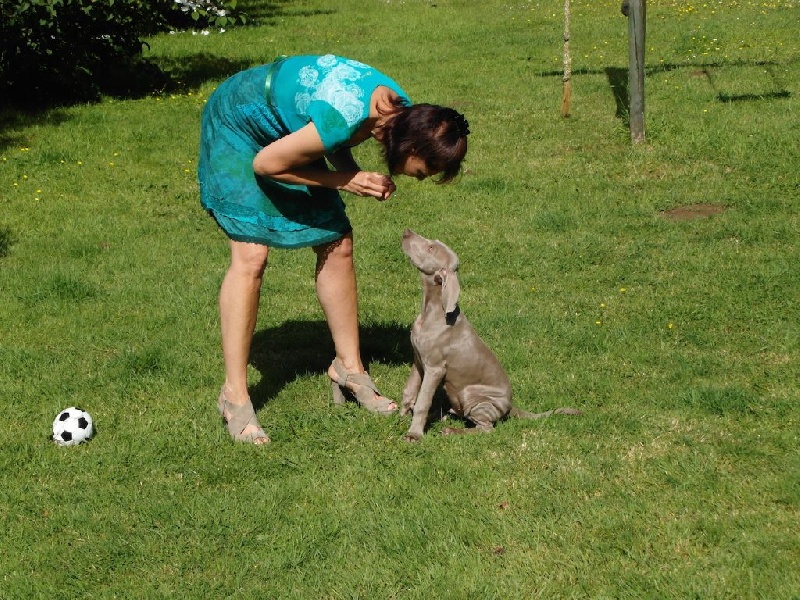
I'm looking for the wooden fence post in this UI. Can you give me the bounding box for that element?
[626,0,646,143]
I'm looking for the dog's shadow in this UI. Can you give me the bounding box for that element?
[248,320,413,410]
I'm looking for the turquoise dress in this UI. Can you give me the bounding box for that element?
[198,54,411,248]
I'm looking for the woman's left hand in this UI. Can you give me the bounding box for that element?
[342,171,396,200]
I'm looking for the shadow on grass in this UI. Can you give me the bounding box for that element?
[0,111,75,153]
[605,66,630,123]
[0,226,14,258]
[154,54,256,92]
[239,0,335,21]
[0,53,256,150]
[248,319,412,409]
[538,57,795,124]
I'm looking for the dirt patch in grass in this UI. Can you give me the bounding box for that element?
[661,203,727,221]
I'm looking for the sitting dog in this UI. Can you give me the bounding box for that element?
[400,229,582,441]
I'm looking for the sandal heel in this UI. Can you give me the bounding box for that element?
[331,382,347,406]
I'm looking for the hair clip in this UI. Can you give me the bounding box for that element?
[453,112,470,137]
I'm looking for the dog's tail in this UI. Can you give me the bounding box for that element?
[510,406,583,419]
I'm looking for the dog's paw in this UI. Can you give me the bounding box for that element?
[403,431,422,443]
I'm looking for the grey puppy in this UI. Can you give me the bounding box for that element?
[400,229,582,441]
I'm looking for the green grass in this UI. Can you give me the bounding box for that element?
[1,0,798,597]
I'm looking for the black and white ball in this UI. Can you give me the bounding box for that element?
[52,407,93,446]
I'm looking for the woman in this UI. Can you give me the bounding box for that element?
[198,54,469,444]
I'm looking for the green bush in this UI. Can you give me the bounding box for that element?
[0,0,244,106]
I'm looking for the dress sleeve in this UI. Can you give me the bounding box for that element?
[307,100,362,152]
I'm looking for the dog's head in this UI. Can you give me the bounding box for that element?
[401,229,460,314]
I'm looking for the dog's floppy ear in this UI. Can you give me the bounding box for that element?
[438,268,461,314]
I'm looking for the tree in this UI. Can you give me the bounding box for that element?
[0,0,243,107]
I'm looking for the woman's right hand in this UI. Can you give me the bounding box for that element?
[343,171,396,201]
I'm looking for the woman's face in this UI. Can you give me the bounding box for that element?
[395,154,438,181]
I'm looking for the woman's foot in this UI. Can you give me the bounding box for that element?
[328,358,398,414]
[217,385,271,444]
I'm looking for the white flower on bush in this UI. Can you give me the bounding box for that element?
[174,0,230,19]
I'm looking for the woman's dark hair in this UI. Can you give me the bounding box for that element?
[380,103,469,183]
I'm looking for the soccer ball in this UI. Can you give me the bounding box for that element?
[52,407,93,446]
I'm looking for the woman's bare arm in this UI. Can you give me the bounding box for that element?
[325,146,360,173]
[252,122,395,200]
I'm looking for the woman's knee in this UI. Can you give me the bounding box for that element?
[229,240,270,278]
[315,233,354,266]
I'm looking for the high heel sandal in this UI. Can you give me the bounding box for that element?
[330,358,397,415]
[217,385,271,444]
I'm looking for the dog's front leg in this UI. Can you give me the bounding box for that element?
[401,360,423,416]
[404,366,445,442]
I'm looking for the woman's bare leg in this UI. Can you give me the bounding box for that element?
[314,234,396,409]
[218,239,270,443]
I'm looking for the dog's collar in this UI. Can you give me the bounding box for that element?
[445,305,461,326]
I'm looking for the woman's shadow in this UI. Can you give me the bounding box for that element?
[248,320,412,409]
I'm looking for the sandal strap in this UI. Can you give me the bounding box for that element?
[330,359,395,414]
[218,387,270,442]
[225,400,257,434]
[331,358,378,392]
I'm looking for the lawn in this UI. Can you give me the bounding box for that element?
[1,0,798,597]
